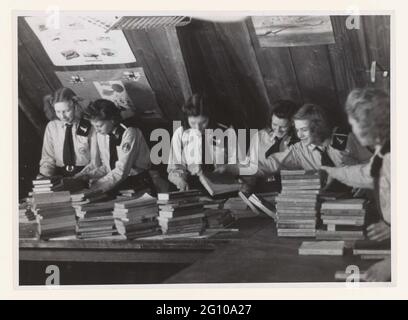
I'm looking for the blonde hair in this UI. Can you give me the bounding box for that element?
[345,88,390,145]
[43,87,83,121]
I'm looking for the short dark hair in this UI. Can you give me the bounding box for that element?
[271,100,299,120]
[345,88,390,145]
[182,93,212,118]
[182,93,212,129]
[293,103,332,143]
[84,99,121,123]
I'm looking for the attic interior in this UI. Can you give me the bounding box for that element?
[18,15,390,198]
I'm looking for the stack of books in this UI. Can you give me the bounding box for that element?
[31,176,63,194]
[275,170,321,238]
[157,190,206,237]
[298,241,345,256]
[317,199,367,241]
[33,191,77,240]
[352,240,390,260]
[113,193,161,240]
[75,201,117,239]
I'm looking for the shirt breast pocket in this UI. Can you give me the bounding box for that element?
[76,137,90,157]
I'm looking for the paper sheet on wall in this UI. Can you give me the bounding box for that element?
[25,15,136,66]
[55,68,163,120]
[251,16,335,47]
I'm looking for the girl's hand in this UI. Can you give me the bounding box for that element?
[365,258,391,282]
[366,221,391,241]
[176,179,189,191]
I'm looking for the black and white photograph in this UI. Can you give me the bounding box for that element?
[16,11,392,287]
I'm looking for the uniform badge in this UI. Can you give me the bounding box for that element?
[76,118,91,137]
[122,142,131,153]
[331,127,349,151]
[78,147,87,155]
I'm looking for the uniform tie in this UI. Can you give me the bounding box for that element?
[315,146,335,167]
[63,123,75,167]
[109,133,119,170]
[265,137,282,158]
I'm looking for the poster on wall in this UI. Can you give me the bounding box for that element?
[251,16,335,47]
[55,68,163,120]
[25,15,136,66]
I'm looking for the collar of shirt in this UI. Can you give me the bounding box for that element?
[58,119,78,129]
[309,138,331,151]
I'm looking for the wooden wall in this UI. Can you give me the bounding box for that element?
[18,17,191,197]
[177,16,390,129]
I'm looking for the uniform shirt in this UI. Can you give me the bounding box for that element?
[77,124,151,193]
[322,148,390,223]
[167,126,236,186]
[254,132,372,176]
[39,119,94,177]
[244,129,297,175]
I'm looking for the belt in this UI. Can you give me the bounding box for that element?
[56,165,85,177]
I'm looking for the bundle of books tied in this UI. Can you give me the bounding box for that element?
[113,193,161,240]
[275,170,321,238]
[317,198,367,241]
[75,200,118,239]
[33,191,77,240]
[157,190,207,237]
[31,176,86,195]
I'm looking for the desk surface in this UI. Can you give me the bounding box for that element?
[19,217,376,283]
[165,221,374,283]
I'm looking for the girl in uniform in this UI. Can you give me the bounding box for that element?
[75,99,152,194]
[39,87,94,178]
[167,93,235,191]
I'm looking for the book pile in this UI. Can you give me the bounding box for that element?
[298,241,345,256]
[275,170,321,238]
[157,190,206,237]
[317,199,367,241]
[31,176,63,194]
[113,193,161,240]
[33,191,77,240]
[31,177,87,195]
[199,172,241,197]
[75,201,117,239]
[352,240,390,260]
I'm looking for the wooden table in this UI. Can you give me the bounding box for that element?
[19,217,376,284]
